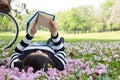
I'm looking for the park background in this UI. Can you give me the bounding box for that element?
[0,0,120,80]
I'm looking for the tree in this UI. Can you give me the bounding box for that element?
[76,6,94,33]
[100,0,115,32]
[56,6,94,33]
[107,0,120,31]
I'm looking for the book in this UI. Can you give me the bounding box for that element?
[37,11,55,28]
[26,11,55,33]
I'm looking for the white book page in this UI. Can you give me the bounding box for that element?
[37,13,53,28]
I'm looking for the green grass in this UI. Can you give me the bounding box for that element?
[1,31,120,43]
[31,31,120,42]
[61,31,120,42]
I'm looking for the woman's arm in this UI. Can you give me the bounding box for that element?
[51,33,66,70]
[49,20,66,70]
[10,20,37,68]
[10,33,34,68]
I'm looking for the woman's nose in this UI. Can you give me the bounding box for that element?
[37,50,42,54]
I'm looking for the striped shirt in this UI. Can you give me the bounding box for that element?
[10,33,66,71]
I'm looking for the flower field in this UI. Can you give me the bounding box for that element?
[0,41,120,80]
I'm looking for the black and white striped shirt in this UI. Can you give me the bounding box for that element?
[10,33,66,70]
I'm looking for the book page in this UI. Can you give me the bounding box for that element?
[37,13,53,28]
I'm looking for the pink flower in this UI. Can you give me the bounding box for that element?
[27,67,33,73]
[88,76,93,80]
[113,54,119,58]
[8,75,19,80]
[94,69,106,75]
[82,69,92,75]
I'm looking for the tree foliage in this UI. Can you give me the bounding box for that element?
[1,0,119,33]
[56,0,120,33]
[56,6,94,33]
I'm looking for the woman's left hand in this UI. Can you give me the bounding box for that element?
[49,19,58,37]
[30,20,37,36]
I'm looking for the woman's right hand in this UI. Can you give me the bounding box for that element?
[49,19,58,37]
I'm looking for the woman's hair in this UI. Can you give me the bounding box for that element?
[22,54,55,72]
[13,50,55,72]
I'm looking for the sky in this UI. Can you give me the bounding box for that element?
[14,0,106,13]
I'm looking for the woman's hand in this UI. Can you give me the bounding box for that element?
[49,19,58,37]
[30,20,37,36]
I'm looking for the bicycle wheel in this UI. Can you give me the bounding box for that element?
[0,12,19,49]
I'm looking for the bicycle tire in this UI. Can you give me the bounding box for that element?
[0,11,19,49]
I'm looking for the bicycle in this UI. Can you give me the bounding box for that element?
[0,0,19,49]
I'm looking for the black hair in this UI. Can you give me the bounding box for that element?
[22,54,55,73]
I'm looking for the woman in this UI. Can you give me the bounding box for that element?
[10,14,66,72]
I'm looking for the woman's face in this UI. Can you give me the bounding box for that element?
[29,50,49,58]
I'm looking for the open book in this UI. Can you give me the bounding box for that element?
[37,11,55,27]
[27,11,55,33]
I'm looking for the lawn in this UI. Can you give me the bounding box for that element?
[17,31,120,42]
[0,31,120,80]
[1,31,120,43]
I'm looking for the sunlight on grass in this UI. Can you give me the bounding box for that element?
[1,31,120,43]
[60,31,120,40]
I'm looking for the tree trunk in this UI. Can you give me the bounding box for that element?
[110,23,113,31]
[103,23,106,32]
